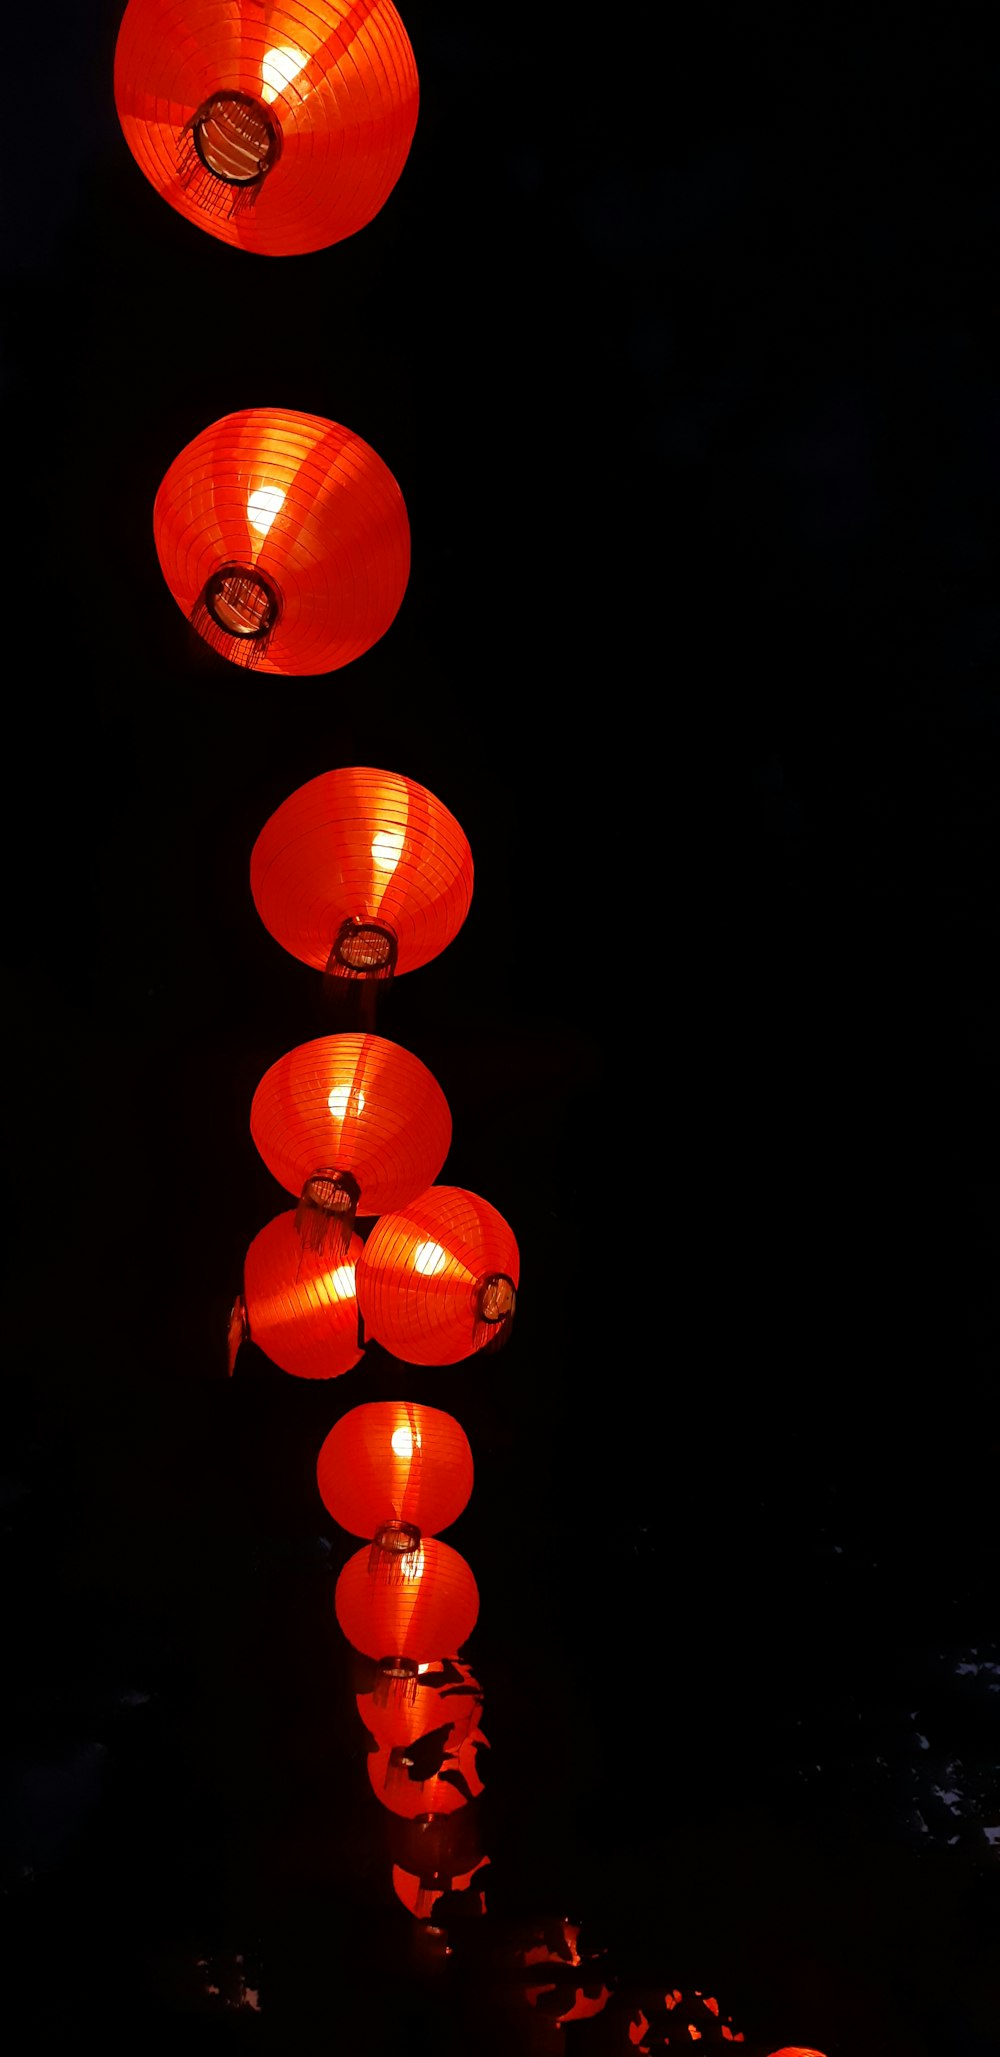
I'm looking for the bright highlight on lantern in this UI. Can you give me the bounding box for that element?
[327,1083,364,1119]
[390,1425,422,1458]
[261,44,308,104]
[371,829,404,872]
[247,485,285,535]
[327,1263,356,1300]
[399,1546,425,1582]
[412,1240,447,1277]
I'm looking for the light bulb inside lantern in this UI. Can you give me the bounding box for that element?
[327,1083,364,1119]
[327,1263,356,1300]
[412,1240,447,1277]
[390,1425,422,1459]
[247,485,285,535]
[371,829,404,872]
[261,44,308,104]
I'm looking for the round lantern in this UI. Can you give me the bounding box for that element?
[153,409,409,673]
[250,1033,451,1258]
[357,1657,483,1752]
[250,766,474,991]
[114,0,419,257]
[356,1186,519,1365]
[229,1210,363,1379]
[392,1854,489,1923]
[334,1536,478,1671]
[317,1402,472,1571]
[623,1989,747,2048]
[366,1725,486,1819]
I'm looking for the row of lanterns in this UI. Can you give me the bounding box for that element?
[112,4,829,2046]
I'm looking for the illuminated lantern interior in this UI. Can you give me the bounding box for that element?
[334,1536,479,1678]
[114,0,419,256]
[250,1033,451,1258]
[317,1402,473,1574]
[250,766,474,999]
[153,409,410,674]
[356,1186,519,1365]
[229,1210,363,1379]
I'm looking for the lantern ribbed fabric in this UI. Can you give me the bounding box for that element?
[335,1536,478,1661]
[356,1186,519,1365]
[240,1210,363,1379]
[250,766,474,980]
[357,1658,482,1750]
[153,409,410,674]
[316,1401,472,1538]
[250,1032,451,1229]
[114,0,419,257]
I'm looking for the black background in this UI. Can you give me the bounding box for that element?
[2,6,999,2053]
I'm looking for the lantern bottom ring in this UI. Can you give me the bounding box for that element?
[328,917,398,979]
[191,564,281,669]
[179,91,283,213]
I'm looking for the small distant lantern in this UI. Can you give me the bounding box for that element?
[114,0,419,256]
[317,1402,473,1573]
[391,1855,490,1923]
[153,410,409,673]
[228,1211,364,1379]
[356,1186,519,1365]
[334,1536,478,1682]
[250,1033,451,1258]
[250,767,474,1000]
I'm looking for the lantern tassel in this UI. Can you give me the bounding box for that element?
[295,1169,360,1259]
[369,1519,422,1585]
[227,1295,248,1376]
[373,1658,420,1710]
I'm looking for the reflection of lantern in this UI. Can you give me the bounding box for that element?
[250,766,474,992]
[317,1402,472,1569]
[153,410,409,673]
[250,1033,451,1257]
[357,1658,483,1751]
[229,1211,363,1379]
[624,1989,746,2047]
[365,1724,486,1818]
[114,0,419,256]
[356,1187,519,1364]
[335,1536,478,1671]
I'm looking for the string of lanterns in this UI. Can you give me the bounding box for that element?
[112,3,829,2047]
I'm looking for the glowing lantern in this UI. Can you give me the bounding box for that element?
[766,2050,828,2055]
[357,1657,483,1752]
[317,1402,472,1573]
[114,0,419,257]
[392,1855,489,1922]
[228,1210,363,1379]
[334,1536,478,1672]
[250,1033,451,1258]
[625,1989,746,2047]
[516,1918,613,2026]
[365,1723,486,1818]
[249,766,474,993]
[356,1186,519,1364]
[153,410,409,673]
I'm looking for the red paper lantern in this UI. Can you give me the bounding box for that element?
[515,1918,614,2026]
[250,1032,451,1257]
[229,1209,363,1379]
[357,1657,482,1751]
[365,1724,486,1819]
[250,766,474,990]
[317,1402,473,1563]
[114,0,419,257]
[356,1186,519,1365]
[153,409,409,673]
[334,1536,478,1666]
[625,1990,746,2047]
[392,1855,489,1922]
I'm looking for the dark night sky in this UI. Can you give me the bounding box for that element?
[2,7,999,2053]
